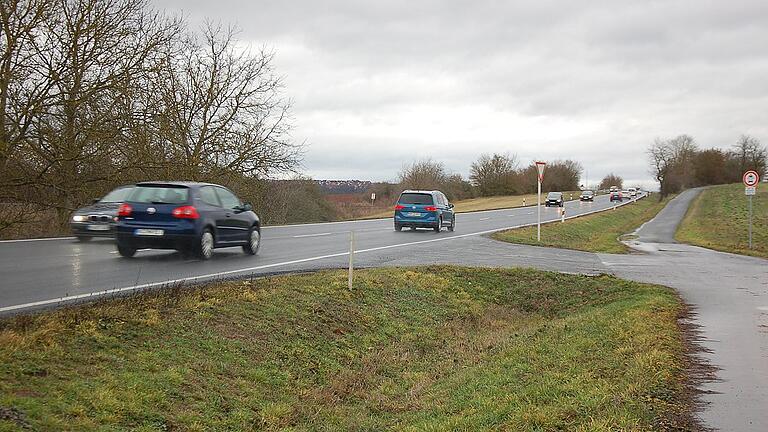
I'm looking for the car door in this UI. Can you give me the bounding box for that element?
[198,186,230,243]
[214,187,250,243]
[439,192,454,224]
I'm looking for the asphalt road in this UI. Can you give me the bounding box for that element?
[0,193,640,313]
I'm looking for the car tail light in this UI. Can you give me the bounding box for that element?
[172,205,200,219]
[117,203,132,217]
[394,204,405,210]
[425,206,437,212]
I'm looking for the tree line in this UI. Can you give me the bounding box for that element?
[387,155,583,203]
[0,0,299,235]
[649,135,767,198]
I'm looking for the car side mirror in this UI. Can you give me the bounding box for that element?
[240,203,253,212]
[448,203,454,208]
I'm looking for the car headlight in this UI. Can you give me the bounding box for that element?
[72,215,87,222]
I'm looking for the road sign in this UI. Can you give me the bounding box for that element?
[371,192,376,200]
[743,170,760,187]
[745,186,756,196]
[535,161,546,241]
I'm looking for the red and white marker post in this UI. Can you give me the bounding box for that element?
[743,170,760,249]
[535,161,546,241]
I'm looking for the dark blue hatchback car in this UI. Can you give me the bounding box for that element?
[115,182,260,259]
[394,190,455,232]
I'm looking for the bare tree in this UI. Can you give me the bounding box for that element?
[598,173,623,190]
[732,135,767,177]
[398,159,449,191]
[151,22,300,182]
[469,153,519,196]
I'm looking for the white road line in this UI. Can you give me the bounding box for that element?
[0,236,75,243]
[479,217,490,221]
[0,196,643,314]
[292,232,332,238]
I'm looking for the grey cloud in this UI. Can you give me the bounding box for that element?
[153,0,768,184]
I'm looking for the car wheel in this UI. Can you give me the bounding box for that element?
[76,236,92,242]
[434,217,442,233]
[117,243,136,258]
[394,223,402,232]
[242,226,260,256]
[195,228,214,260]
[448,217,455,232]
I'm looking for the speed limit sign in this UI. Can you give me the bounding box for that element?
[743,170,760,187]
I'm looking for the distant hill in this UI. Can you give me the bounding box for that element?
[315,180,373,194]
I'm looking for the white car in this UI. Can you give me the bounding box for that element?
[627,188,637,197]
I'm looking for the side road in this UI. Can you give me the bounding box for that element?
[272,189,767,431]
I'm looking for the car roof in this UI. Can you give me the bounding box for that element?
[135,181,222,188]
[401,190,440,195]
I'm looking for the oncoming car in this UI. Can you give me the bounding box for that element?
[70,185,134,241]
[115,182,260,260]
[610,191,623,202]
[544,191,564,207]
[579,190,595,201]
[394,190,455,232]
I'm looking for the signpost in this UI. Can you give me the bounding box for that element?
[743,170,760,249]
[535,161,546,241]
[370,192,376,206]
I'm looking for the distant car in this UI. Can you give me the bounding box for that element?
[394,190,455,232]
[609,186,618,193]
[579,190,595,201]
[70,185,135,242]
[115,182,260,260]
[610,191,623,202]
[545,191,564,207]
[628,187,638,197]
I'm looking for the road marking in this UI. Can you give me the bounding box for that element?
[0,236,75,243]
[0,195,643,314]
[109,248,152,254]
[479,217,490,221]
[292,232,332,238]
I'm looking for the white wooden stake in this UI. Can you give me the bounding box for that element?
[348,231,355,290]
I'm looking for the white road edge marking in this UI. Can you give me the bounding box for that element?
[0,195,643,313]
[292,232,332,238]
[0,236,76,243]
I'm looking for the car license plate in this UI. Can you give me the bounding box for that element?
[135,229,164,237]
[87,224,110,231]
[405,212,422,217]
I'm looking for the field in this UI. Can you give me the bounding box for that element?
[493,195,672,253]
[677,183,767,258]
[0,266,696,431]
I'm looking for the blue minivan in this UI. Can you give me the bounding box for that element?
[115,182,260,259]
[394,190,455,232]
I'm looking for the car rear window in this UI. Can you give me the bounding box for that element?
[398,193,434,205]
[100,186,134,203]
[128,186,189,204]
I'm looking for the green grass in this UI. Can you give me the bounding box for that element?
[677,183,768,258]
[492,196,673,253]
[0,267,692,431]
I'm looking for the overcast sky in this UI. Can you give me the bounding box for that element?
[154,0,768,187]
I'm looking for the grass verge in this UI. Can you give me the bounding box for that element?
[677,183,767,258]
[0,266,696,431]
[492,196,673,253]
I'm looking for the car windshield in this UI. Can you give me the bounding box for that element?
[582,190,593,195]
[128,186,189,204]
[546,192,562,199]
[99,186,134,203]
[399,193,434,205]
